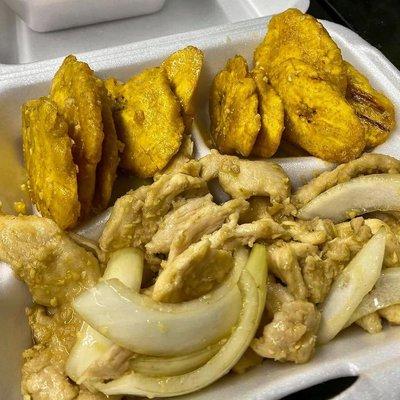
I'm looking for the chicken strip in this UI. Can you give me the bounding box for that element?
[0,215,100,306]
[252,300,320,364]
[266,241,308,300]
[200,151,290,203]
[152,238,234,303]
[265,281,294,318]
[379,305,400,325]
[356,312,383,334]
[364,218,400,268]
[147,196,248,258]
[292,153,400,208]
[99,172,207,252]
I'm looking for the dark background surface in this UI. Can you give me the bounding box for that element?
[282,2,399,399]
[309,0,400,68]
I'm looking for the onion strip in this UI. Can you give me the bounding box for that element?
[318,228,386,344]
[347,267,400,325]
[66,247,143,382]
[96,271,260,397]
[74,278,241,356]
[129,341,223,377]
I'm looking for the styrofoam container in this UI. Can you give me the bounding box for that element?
[0,14,400,400]
[1,0,166,32]
[0,0,309,64]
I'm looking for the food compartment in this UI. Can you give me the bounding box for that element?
[1,15,400,400]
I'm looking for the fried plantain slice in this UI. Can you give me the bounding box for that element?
[254,9,347,93]
[344,61,395,148]
[251,69,284,158]
[113,67,185,178]
[270,59,365,163]
[162,46,204,129]
[50,55,104,218]
[93,82,123,211]
[210,55,260,156]
[22,98,80,229]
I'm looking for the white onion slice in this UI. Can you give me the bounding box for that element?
[347,267,400,325]
[318,228,386,344]
[129,341,223,377]
[103,247,144,292]
[66,323,113,383]
[96,270,260,397]
[298,174,400,222]
[66,247,143,382]
[74,278,241,356]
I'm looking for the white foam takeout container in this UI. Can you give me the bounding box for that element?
[1,10,400,400]
[0,0,309,64]
[1,0,167,32]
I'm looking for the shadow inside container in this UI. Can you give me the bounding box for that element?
[281,376,358,400]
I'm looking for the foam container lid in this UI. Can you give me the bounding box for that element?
[0,13,400,400]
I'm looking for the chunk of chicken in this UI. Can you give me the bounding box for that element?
[252,301,320,364]
[0,215,100,306]
[200,150,290,203]
[152,238,234,303]
[209,216,288,250]
[23,304,83,400]
[266,241,308,300]
[239,197,271,223]
[265,281,294,318]
[379,304,400,325]
[356,312,383,334]
[282,218,336,245]
[99,172,207,252]
[322,217,372,269]
[364,219,400,268]
[22,347,78,400]
[302,255,337,304]
[292,153,400,208]
[146,195,248,258]
[81,344,132,383]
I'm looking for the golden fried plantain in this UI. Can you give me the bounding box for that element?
[50,55,105,218]
[344,61,395,148]
[251,69,284,158]
[22,98,80,229]
[162,46,204,129]
[93,83,123,211]
[270,59,365,163]
[113,67,185,178]
[104,77,124,106]
[210,55,260,156]
[254,9,347,93]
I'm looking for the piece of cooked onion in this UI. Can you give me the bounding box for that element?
[66,323,113,383]
[129,341,224,377]
[297,174,400,222]
[103,247,144,292]
[318,228,386,344]
[347,267,400,325]
[66,247,143,382]
[95,270,260,397]
[74,278,242,356]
